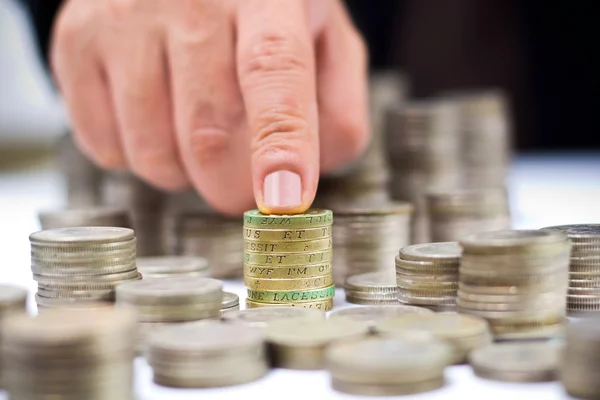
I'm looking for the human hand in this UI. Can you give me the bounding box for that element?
[51,0,369,215]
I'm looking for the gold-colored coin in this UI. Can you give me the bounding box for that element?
[244,263,332,279]
[244,275,333,291]
[244,250,332,266]
[244,226,332,241]
[247,286,335,303]
[243,209,333,229]
[246,298,333,311]
[244,238,332,253]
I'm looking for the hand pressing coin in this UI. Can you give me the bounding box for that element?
[50,0,369,215]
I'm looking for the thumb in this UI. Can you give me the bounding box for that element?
[236,0,319,215]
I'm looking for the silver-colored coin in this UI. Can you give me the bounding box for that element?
[541,224,600,241]
[399,242,461,262]
[222,307,325,327]
[328,305,433,328]
[0,285,28,313]
[459,229,568,253]
[116,276,222,305]
[345,272,397,293]
[221,292,239,309]
[29,226,135,245]
[136,256,209,276]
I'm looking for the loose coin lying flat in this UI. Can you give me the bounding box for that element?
[116,276,223,305]
[329,305,433,329]
[469,342,562,382]
[136,256,209,278]
[223,307,325,328]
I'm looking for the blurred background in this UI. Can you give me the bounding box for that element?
[2,0,600,153]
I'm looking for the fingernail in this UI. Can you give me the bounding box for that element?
[263,170,302,208]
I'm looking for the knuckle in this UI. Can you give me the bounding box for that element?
[335,116,369,159]
[130,150,187,190]
[240,29,310,78]
[188,128,231,167]
[107,0,140,18]
[252,105,310,150]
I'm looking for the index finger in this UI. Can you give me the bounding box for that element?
[236,0,319,215]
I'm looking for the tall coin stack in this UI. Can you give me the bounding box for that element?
[332,203,412,286]
[30,227,142,308]
[396,242,461,311]
[458,230,571,339]
[540,224,600,316]
[384,100,462,244]
[243,209,335,311]
[2,307,137,400]
[427,188,511,242]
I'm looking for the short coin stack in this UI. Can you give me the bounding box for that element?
[116,276,223,353]
[540,224,600,316]
[560,318,600,399]
[396,242,461,311]
[458,230,571,339]
[147,320,268,388]
[0,285,28,388]
[243,209,335,311]
[1,307,137,399]
[332,203,412,285]
[220,292,240,316]
[344,272,398,305]
[326,336,451,396]
[37,207,132,230]
[30,227,141,308]
[136,256,210,279]
[427,189,511,242]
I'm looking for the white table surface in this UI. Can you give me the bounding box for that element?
[1,152,599,400]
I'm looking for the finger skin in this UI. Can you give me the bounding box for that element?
[236,0,319,215]
[316,0,370,173]
[104,27,189,191]
[167,1,254,215]
[50,2,126,169]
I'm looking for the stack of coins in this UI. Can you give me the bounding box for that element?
[540,224,600,316]
[344,272,398,305]
[37,207,132,230]
[458,230,571,339]
[560,318,600,399]
[243,209,335,310]
[266,318,369,369]
[57,133,102,208]
[100,170,166,256]
[116,277,223,353]
[136,256,210,279]
[0,285,28,388]
[220,292,240,316]
[329,305,433,331]
[384,100,462,244]
[470,342,561,382]
[147,320,268,387]
[451,90,511,189]
[332,203,412,285]
[30,227,141,308]
[1,307,137,399]
[376,313,492,364]
[326,336,451,396]
[427,188,511,242]
[396,242,461,311]
[176,211,244,279]
[223,307,325,329]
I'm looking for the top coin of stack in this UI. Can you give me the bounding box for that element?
[560,318,600,399]
[396,242,461,311]
[37,207,132,230]
[458,230,571,339]
[344,272,398,305]
[540,224,600,316]
[30,227,142,308]
[332,202,412,286]
[136,256,210,279]
[427,188,511,242]
[243,209,335,311]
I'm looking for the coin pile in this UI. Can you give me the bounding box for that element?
[0,285,28,388]
[458,230,571,339]
[332,203,412,285]
[396,242,461,311]
[220,292,239,316]
[100,170,166,256]
[136,256,210,279]
[243,209,335,310]
[329,305,433,330]
[427,188,511,242]
[30,227,141,307]
[344,271,398,305]
[540,224,600,315]
[147,320,268,387]
[176,211,244,278]
[470,342,561,383]
[560,318,600,399]
[266,318,369,369]
[384,100,462,244]
[1,307,137,399]
[37,207,132,230]
[326,335,451,396]
[376,313,492,364]
[223,307,325,329]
